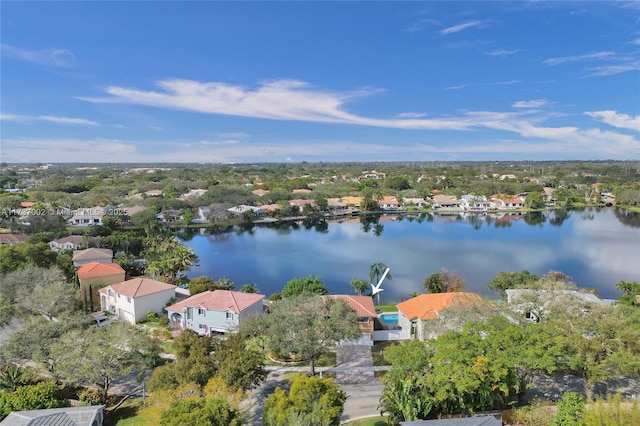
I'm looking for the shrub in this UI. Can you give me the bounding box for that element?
[78,387,104,406]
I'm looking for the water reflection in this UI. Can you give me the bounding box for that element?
[181,208,640,301]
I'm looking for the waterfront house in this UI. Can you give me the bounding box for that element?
[459,195,490,211]
[431,194,460,210]
[99,278,177,324]
[325,295,377,335]
[156,209,183,222]
[378,196,402,211]
[396,292,483,340]
[166,290,265,335]
[227,205,266,217]
[403,197,428,209]
[490,195,525,209]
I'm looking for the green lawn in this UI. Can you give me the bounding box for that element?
[344,415,391,426]
[104,398,145,426]
[375,303,398,313]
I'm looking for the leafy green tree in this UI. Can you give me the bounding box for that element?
[552,392,586,426]
[525,191,546,209]
[424,273,445,293]
[386,176,411,191]
[148,242,198,283]
[615,280,640,306]
[211,333,266,391]
[51,322,160,399]
[281,275,329,298]
[0,243,58,275]
[130,207,160,236]
[0,381,64,419]
[188,276,235,294]
[0,296,14,329]
[16,278,78,321]
[160,398,243,426]
[264,374,346,426]
[486,270,539,297]
[350,277,370,296]
[266,295,361,375]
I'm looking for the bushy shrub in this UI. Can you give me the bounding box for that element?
[78,387,104,406]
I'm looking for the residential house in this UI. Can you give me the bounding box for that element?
[166,290,265,335]
[506,289,614,322]
[340,196,363,207]
[178,188,207,200]
[327,198,349,215]
[259,204,281,214]
[431,194,460,210]
[227,205,265,217]
[543,187,556,204]
[72,248,113,267]
[77,262,126,308]
[400,416,501,426]
[459,195,490,211]
[156,209,183,222]
[289,199,315,212]
[378,196,402,211]
[49,235,86,250]
[99,278,177,324]
[0,405,105,426]
[0,234,27,245]
[292,188,312,194]
[490,195,525,209]
[197,204,232,223]
[403,197,428,209]
[144,189,163,197]
[251,189,271,197]
[325,295,376,336]
[122,205,147,217]
[396,292,483,340]
[68,206,107,226]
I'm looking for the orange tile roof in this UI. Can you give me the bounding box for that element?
[325,295,376,317]
[396,292,483,320]
[166,290,265,314]
[0,234,27,244]
[100,278,176,298]
[77,262,125,279]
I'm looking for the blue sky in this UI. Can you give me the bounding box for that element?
[1,1,639,163]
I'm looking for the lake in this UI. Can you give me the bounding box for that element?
[181,208,640,303]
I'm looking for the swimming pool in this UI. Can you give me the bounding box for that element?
[379,313,398,324]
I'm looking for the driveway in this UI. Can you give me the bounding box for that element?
[340,382,385,424]
[335,344,375,384]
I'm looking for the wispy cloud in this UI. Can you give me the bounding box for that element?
[512,100,547,108]
[440,20,483,35]
[395,112,427,118]
[81,78,640,149]
[542,51,614,65]
[583,61,640,77]
[0,44,75,67]
[0,113,99,126]
[585,110,640,131]
[630,37,640,45]
[403,18,439,33]
[484,49,521,56]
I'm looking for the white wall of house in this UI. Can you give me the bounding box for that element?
[102,288,175,324]
[169,299,263,335]
[74,256,112,266]
[397,312,414,338]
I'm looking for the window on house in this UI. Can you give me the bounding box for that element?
[127,297,131,303]
[117,294,120,298]
[199,324,207,329]
[198,308,206,316]
[226,312,233,320]
[108,290,113,297]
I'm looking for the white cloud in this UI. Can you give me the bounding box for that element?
[80,78,640,148]
[512,100,547,108]
[583,61,640,77]
[395,112,427,118]
[403,18,439,33]
[630,37,640,45]
[484,49,521,56]
[0,113,99,126]
[585,111,640,131]
[440,21,483,35]
[0,44,74,67]
[542,51,614,65]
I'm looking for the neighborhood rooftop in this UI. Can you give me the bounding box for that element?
[99,278,176,298]
[77,262,126,279]
[166,290,265,313]
[397,292,483,321]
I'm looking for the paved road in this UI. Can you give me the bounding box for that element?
[335,344,376,384]
[340,382,385,424]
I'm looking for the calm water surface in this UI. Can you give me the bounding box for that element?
[182,208,640,303]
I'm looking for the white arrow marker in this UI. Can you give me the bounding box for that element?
[371,267,390,296]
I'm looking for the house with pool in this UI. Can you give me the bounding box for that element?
[396,292,483,340]
[325,295,377,334]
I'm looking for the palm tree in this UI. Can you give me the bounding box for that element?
[350,278,369,296]
[370,262,392,285]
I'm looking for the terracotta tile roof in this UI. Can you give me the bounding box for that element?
[325,295,376,317]
[100,278,176,298]
[77,262,125,279]
[0,234,27,244]
[166,290,265,314]
[397,292,483,320]
[72,248,113,261]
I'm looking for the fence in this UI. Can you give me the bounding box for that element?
[373,329,410,341]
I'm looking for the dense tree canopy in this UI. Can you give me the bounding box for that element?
[281,275,329,298]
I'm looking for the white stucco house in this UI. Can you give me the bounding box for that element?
[99,278,177,324]
[49,235,86,250]
[166,290,265,335]
[72,248,113,267]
